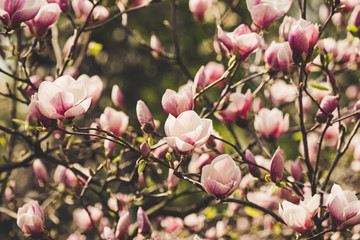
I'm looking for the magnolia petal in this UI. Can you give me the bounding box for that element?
[64,97,91,118]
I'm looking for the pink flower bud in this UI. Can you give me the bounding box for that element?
[150,34,162,57]
[264,41,294,74]
[136,100,155,133]
[246,0,293,28]
[66,232,87,240]
[104,137,116,156]
[316,95,338,123]
[25,3,60,37]
[153,143,169,159]
[103,227,116,240]
[111,84,125,109]
[33,159,49,185]
[269,147,285,182]
[77,74,103,107]
[279,16,295,42]
[245,149,261,178]
[201,154,241,199]
[0,0,42,29]
[167,168,180,191]
[204,61,225,85]
[33,75,92,120]
[254,108,289,139]
[17,200,45,236]
[189,0,211,22]
[26,75,41,97]
[217,24,262,59]
[5,180,16,201]
[288,19,319,60]
[215,89,252,125]
[349,5,360,28]
[140,142,151,158]
[290,158,303,181]
[161,83,194,117]
[99,107,129,137]
[137,207,152,236]
[193,66,206,92]
[116,211,130,240]
[164,110,213,155]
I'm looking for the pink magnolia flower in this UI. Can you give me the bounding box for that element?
[246,0,293,28]
[111,84,125,109]
[254,108,289,139]
[33,159,49,185]
[217,24,262,59]
[47,0,70,12]
[189,0,211,22]
[17,201,45,236]
[269,80,297,105]
[264,41,294,74]
[103,227,116,240]
[25,2,60,37]
[349,5,360,28]
[279,193,320,233]
[5,180,16,201]
[215,89,252,124]
[28,93,53,128]
[99,107,129,137]
[326,184,360,228]
[136,100,155,133]
[193,65,206,92]
[201,154,241,199]
[33,75,92,120]
[66,232,87,240]
[77,74,103,106]
[150,34,162,58]
[73,206,103,230]
[161,82,194,117]
[204,61,225,85]
[288,19,319,60]
[290,158,303,181]
[269,147,285,182]
[116,211,130,240]
[340,0,360,13]
[0,0,42,29]
[164,110,213,155]
[161,216,184,234]
[72,0,109,22]
[26,75,41,97]
[245,149,261,177]
[316,95,338,123]
[137,207,152,236]
[279,16,296,42]
[167,168,180,191]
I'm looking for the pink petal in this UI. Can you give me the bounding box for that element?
[64,97,92,118]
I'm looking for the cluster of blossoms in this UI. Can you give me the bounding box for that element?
[1,0,360,239]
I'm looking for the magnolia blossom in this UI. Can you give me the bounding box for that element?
[28,93,53,128]
[201,154,241,199]
[111,84,125,109]
[288,19,319,60]
[269,147,285,182]
[162,82,194,117]
[32,75,92,119]
[25,2,60,37]
[0,0,42,29]
[204,61,225,85]
[264,42,294,75]
[349,5,360,28]
[189,0,211,22]
[268,80,297,105]
[136,100,155,133]
[215,89,252,124]
[17,201,45,236]
[164,110,213,154]
[279,16,295,42]
[77,74,103,106]
[327,184,360,228]
[72,0,110,22]
[279,193,320,233]
[116,212,130,240]
[316,95,338,123]
[137,207,152,235]
[33,159,49,185]
[217,24,262,59]
[47,0,70,12]
[254,108,289,139]
[193,66,206,92]
[73,206,103,230]
[246,0,293,28]
[99,107,129,137]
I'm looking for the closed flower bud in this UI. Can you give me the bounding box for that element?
[140,142,151,158]
[33,159,49,186]
[316,95,338,123]
[116,211,130,240]
[111,85,125,109]
[189,0,211,22]
[290,158,303,181]
[103,227,116,240]
[136,100,155,134]
[193,66,206,92]
[245,150,261,178]
[167,168,180,191]
[17,201,45,236]
[201,154,241,199]
[270,147,285,182]
[150,34,162,57]
[137,207,152,236]
[5,180,16,201]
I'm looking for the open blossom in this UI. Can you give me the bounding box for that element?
[28,93,53,128]
[288,19,319,60]
[217,24,262,59]
[99,107,129,137]
[0,0,42,29]
[164,110,213,155]
[77,74,103,106]
[17,201,45,236]
[279,16,295,42]
[201,154,241,199]
[279,193,320,233]
[264,42,294,75]
[246,0,293,28]
[204,61,225,85]
[25,2,60,37]
[189,0,211,22]
[254,108,289,139]
[33,75,92,120]
[326,184,360,228]
[215,89,252,124]
[162,82,194,117]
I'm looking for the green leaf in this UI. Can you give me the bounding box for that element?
[138,159,146,174]
[309,83,329,91]
[12,118,27,126]
[148,136,153,146]
[244,206,263,217]
[6,56,17,60]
